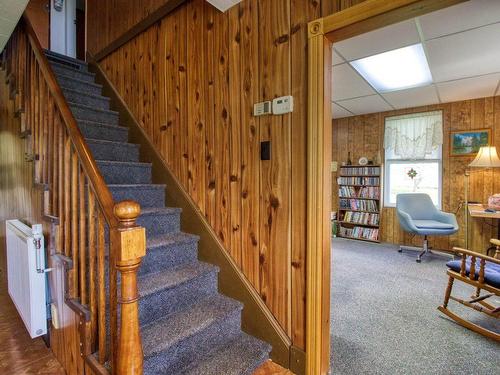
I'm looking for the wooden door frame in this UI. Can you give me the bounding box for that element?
[305,0,467,373]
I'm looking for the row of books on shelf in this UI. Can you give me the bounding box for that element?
[342,211,380,225]
[337,176,380,186]
[338,186,380,199]
[339,226,379,241]
[339,166,380,176]
[340,198,378,212]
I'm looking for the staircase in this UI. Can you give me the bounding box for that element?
[45,50,271,375]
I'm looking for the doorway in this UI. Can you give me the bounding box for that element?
[305,1,469,374]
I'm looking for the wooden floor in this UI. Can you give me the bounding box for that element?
[0,268,292,375]
[0,274,65,374]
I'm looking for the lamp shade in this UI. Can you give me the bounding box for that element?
[468,146,500,168]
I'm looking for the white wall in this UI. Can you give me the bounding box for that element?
[50,0,76,57]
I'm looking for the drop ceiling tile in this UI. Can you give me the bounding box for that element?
[332,48,344,65]
[336,95,392,116]
[333,19,420,61]
[0,15,17,35]
[436,73,500,103]
[419,0,500,40]
[332,63,375,101]
[426,23,500,82]
[382,85,439,109]
[332,102,353,119]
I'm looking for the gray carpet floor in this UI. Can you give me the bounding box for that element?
[330,237,499,375]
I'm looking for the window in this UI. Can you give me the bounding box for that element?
[384,111,443,208]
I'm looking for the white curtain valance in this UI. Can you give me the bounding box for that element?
[384,111,443,159]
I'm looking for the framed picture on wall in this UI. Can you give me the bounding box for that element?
[450,129,491,156]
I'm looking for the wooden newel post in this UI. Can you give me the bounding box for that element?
[113,200,146,375]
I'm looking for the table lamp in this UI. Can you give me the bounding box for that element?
[464,146,500,248]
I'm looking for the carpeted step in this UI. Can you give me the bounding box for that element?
[109,184,166,208]
[138,207,182,237]
[62,87,110,110]
[96,160,152,184]
[142,294,243,375]
[56,74,102,96]
[86,138,139,162]
[138,262,219,327]
[139,232,198,276]
[45,49,88,71]
[182,333,271,375]
[50,61,95,82]
[78,120,129,142]
[70,102,119,125]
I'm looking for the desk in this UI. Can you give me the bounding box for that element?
[467,204,500,256]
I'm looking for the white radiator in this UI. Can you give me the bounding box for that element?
[6,220,48,338]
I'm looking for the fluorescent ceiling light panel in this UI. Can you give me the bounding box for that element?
[206,0,242,12]
[350,44,432,93]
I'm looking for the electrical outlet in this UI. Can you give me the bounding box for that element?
[254,101,272,116]
[272,96,293,115]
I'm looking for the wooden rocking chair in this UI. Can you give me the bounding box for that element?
[438,247,500,341]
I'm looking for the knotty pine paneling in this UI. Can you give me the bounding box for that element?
[88,0,353,349]
[332,97,500,254]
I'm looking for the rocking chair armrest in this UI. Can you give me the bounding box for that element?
[452,247,500,265]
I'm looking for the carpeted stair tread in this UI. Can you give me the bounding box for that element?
[78,120,129,142]
[62,87,110,110]
[69,102,119,125]
[96,160,152,184]
[138,261,217,298]
[181,333,271,375]
[45,49,88,70]
[141,206,182,216]
[108,184,166,208]
[146,231,198,249]
[142,294,242,357]
[85,138,140,162]
[50,61,95,82]
[55,73,102,89]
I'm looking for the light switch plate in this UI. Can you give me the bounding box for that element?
[331,161,338,172]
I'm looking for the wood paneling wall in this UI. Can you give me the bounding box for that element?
[332,97,500,253]
[86,0,355,349]
[86,0,176,54]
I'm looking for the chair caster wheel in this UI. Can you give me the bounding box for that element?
[416,258,421,263]
[398,248,403,253]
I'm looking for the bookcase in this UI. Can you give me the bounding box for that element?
[337,165,381,243]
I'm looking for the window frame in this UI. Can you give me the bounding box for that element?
[383,113,443,209]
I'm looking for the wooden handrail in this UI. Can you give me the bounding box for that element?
[22,13,118,228]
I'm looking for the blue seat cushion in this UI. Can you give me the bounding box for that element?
[413,220,454,229]
[446,258,500,288]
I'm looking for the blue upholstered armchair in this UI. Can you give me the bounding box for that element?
[396,193,459,262]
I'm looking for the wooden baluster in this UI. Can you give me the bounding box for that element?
[478,259,485,284]
[112,201,146,375]
[64,135,71,256]
[51,107,58,215]
[42,84,49,184]
[47,95,54,204]
[34,65,40,180]
[58,117,64,238]
[79,164,87,305]
[469,256,476,281]
[460,253,466,277]
[71,149,79,296]
[97,210,106,364]
[88,187,97,350]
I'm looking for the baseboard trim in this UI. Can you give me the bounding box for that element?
[88,56,294,370]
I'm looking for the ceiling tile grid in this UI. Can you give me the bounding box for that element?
[331,0,500,119]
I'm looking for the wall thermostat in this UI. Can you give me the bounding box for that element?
[272,96,293,115]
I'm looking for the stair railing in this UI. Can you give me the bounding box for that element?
[1,13,145,375]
